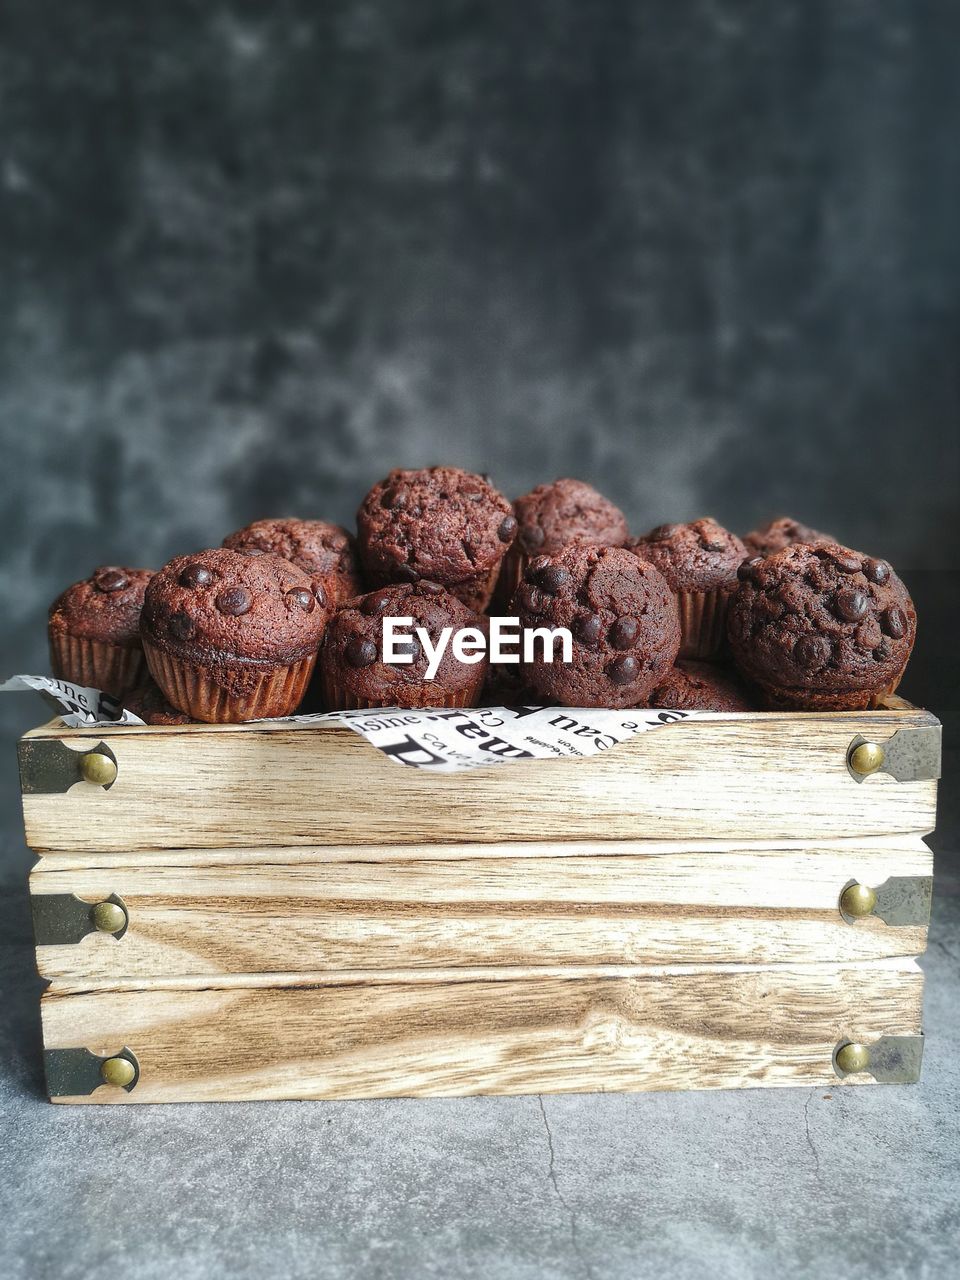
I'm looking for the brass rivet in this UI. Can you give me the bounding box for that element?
[840,883,878,919]
[80,751,117,787]
[836,1042,871,1075]
[100,1056,136,1088]
[849,741,885,777]
[91,901,127,934]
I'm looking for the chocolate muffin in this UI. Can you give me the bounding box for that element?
[222,518,362,605]
[649,661,756,713]
[496,478,629,608]
[48,566,154,695]
[123,678,192,725]
[629,518,747,659]
[727,542,917,710]
[481,659,541,708]
[743,517,832,559]
[356,466,515,610]
[515,545,680,708]
[319,582,488,710]
[141,548,331,722]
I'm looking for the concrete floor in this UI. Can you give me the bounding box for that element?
[1,811,958,1278]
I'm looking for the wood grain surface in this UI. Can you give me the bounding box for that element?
[20,705,940,852]
[31,837,932,979]
[41,958,924,1102]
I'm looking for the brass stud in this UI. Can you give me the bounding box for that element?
[849,741,885,777]
[836,1042,871,1075]
[80,751,117,787]
[91,900,127,934]
[100,1056,136,1088]
[840,883,878,919]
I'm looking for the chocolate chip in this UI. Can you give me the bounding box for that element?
[573,612,602,645]
[864,558,891,586]
[519,584,547,615]
[360,593,390,615]
[834,589,868,622]
[832,551,862,574]
[737,557,763,582]
[609,617,639,649]
[179,563,214,589]
[216,586,252,616]
[345,637,378,667]
[700,533,727,552]
[882,606,907,639]
[395,563,420,582]
[538,565,570,594]
[521,523,545,552]
[381,489,407,510]
[94,569,128,593]
[497,515,518,543]
[417,580,444,595]
[794,634,831,670]
[525,556,551,581]
[874,637,893,661]
[312,582,327,608]
[607,654,639,686]
[239,547,265,557]
[649,523,680,542]
[168,612,195,641]
[285,587,315,613]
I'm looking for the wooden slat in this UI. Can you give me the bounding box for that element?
[41,959,924,1102]
[19,705,940,851]
[30,838,932,978]
[30,832,929,867]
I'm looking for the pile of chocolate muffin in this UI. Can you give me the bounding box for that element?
[46,467,917,723]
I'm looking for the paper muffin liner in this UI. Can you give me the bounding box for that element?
[49,631,145,697]
[490,547,526,612]
[143,640,317,723]
[319,663,486,712]
[677,588,730,660]
[758,673,906,712]
[452,563,504,614]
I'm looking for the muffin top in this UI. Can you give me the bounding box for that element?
[49,567,154,645]
[743,516,832,559]
[516,544,680,708]
[649,660,756,712]
[630,518,747,593]
[321,582,488,705]
[356,467,515,590]
[222,518,362,604]
[728,542,916,694]
[141,548,331,664]
[512,479,629,557]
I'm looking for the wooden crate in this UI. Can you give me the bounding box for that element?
[18,698,940,1103]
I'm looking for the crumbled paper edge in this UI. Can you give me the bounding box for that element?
[2,674,712,773]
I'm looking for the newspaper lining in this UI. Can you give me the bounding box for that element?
[1,674,710,773]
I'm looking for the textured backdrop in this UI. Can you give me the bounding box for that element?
[1,0,958,746]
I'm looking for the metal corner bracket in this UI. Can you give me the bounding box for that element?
[44,1046,140,1098]
[18,738,119,795]
[833,1035,924,1083]
[846,725,941,784]
[32,892,129,946]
